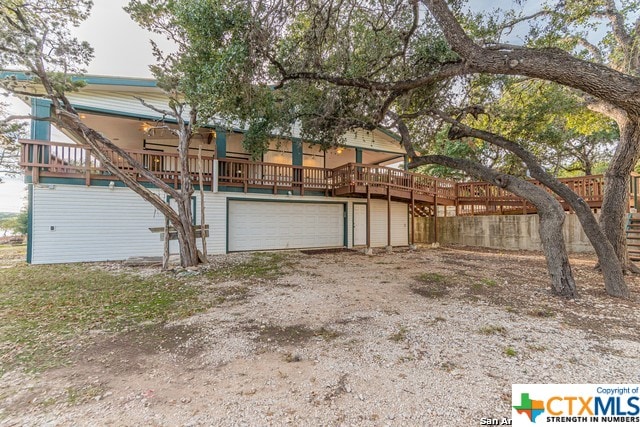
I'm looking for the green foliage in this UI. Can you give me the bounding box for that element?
[0,1,94,96]
[207,252,289,281]
[0,211,27,235]
[462,77,617,176]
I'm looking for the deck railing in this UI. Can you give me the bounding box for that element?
[331,163,457,200]
[217,158,332,194]
[19,139,639,214]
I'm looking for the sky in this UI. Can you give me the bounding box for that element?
[0,0,164,213]
[0,0,607,213]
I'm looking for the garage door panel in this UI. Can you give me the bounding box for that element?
[228,201,344,251]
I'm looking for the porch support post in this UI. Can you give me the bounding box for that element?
[433,194,438,244]
[30,98,51,172]
[386,187,392,250]
[84,148,91,186]
[292,138,303,195]
[292,138,303,166]
[355,148,363,164]
[215,127,226,158]
[30,98,51,141]
[410,191,415,246]
[366,185,371,251]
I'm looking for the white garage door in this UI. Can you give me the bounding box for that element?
[228,201,345,251]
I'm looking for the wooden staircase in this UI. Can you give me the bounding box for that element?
[411,203,432,217]
[626,213,640,261]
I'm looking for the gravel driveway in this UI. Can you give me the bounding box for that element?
[2,246,639,426]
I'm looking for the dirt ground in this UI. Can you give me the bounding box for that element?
[2,245,640,426]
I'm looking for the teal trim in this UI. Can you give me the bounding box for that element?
[226,198,348,253]
[76,105,178,123]
[378,127,402,142]
[192,197,197,225]
[343,204,348,247]
[216,128,227,158]
[28,177,331,197]
[355,148,363,163]
[26,185,33,264]
[1,71,156,88]
[71,76,156,87]
[404,155,409,171]
[227,197,347,205]
[350,145,405,155]
[292,138,303,166]
[33,177,163,188]
[219,186,327,197]
[31,98,51,140]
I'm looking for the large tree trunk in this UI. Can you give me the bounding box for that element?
[410,154,578,298]
[537,201,577,298]
[439,116,629,298]
[174,114,200,267]
[600,117,640,270]
[175,194,199,267]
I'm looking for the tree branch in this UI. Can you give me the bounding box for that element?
[421,0,640,116]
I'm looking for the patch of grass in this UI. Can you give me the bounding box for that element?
[0,263,210,373]
[207,252,289,281]
[65,384,105,405]
[481,278,498,287]
[504,346,518,357]
[389,326,408,342]
[472,278,498,290]
[411,273,451,298]
[479,325,507,336]
[417,273,447,283]
[528,307,555,318]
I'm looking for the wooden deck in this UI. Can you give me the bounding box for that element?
[19,139,640,216]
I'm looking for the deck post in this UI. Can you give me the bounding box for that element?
[32,162,39,184]
[454,183,459,216]
[84,148,91,186]
[212,159,218,193]
[433,194,438,244]
[410,190,415,246]
[387,186,392,249]
[633,175,638,211]
[366,185,371,250]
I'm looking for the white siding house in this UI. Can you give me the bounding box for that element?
[15,74,422,264]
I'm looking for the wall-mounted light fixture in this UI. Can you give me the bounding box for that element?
[336,147,344,155]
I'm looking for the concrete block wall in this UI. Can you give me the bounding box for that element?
[415,213,594,253]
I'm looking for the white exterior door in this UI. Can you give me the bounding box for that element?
[369,200,409,247]
[353,203,367,246]
[228,200,344,251]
